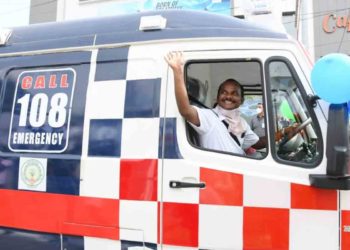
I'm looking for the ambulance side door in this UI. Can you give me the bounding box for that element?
[162,49,339,250]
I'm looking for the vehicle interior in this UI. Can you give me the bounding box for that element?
[185,59,321,165]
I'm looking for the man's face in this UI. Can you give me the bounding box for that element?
[217,81,242,110]
[257,104,264,115]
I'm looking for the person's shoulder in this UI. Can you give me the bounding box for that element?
[250,115,259,123]
[193,106,216,116]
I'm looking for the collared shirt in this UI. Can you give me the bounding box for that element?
[188,106,259,155]
[250,115,266,137]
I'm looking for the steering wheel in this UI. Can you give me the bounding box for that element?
[278,117,312,148]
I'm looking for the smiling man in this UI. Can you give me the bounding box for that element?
[165,51,259,155]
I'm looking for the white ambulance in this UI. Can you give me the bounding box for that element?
[0,10,348,250]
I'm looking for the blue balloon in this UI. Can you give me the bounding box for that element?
[311,53,350,104]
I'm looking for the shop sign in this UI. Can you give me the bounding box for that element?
[323,14,350,33]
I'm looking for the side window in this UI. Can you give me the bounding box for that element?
[267,60,322,165]
[185,60,266,158]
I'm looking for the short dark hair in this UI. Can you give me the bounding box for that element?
[216,78,245,103]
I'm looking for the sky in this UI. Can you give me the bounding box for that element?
[0,0,30,27]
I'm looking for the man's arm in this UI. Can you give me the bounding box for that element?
[252,125,299,149]
[165,52,200,126]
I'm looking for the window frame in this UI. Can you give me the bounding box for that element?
[264,56,324,168]
[184,57,268,160]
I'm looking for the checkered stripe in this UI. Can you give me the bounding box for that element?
[79,45,172,249]
[161,164,339,250]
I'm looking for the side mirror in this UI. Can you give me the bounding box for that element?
[307,94,320,108]
[326,103,349,176]
[310,53,350,190]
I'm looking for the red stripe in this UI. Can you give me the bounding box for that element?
[120,159,158,201]
[342,210,350,250]
[244,207,289,250]
[200,167,243,206]
[0,189,119,240]
[163,202,199,247]
[291,183,338,210]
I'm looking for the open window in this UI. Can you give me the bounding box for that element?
[185,59,266,158]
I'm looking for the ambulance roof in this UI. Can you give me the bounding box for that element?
[1,10,287,54]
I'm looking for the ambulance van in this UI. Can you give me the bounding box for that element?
[0,9,349,250]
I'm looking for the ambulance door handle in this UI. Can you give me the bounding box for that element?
[169,180,206,189]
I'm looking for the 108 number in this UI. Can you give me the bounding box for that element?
[17,93,68,128]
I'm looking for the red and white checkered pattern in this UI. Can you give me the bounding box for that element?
[160,166,340,250]
[78,44,344,249]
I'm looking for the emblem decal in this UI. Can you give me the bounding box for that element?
[18,158,47,192]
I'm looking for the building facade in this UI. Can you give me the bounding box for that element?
[28,0,350,60]
[313,1,350,59]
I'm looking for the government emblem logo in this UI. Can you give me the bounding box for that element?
[21,159,44,187]
[18,158,47,191]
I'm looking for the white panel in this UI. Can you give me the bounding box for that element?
[158,75,167,119]
[85,80,126,119]
[119,228,143,243]
[290,209,338,250]
[121,118,159,159]
[162,159,200,204]
[80,158,119,199]
[126,58,159,80]
[157,159,163,203]
[18,157,47,192]
[119,200,158,244]
[82,49,98,157]
[199,204,243,250]
[341,190,350,210]
[244,175,290,208]
[126,45,162,80]
[164,68,181,118]
[84,237,121,250]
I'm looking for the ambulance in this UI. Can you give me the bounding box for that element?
[0,9,348,250]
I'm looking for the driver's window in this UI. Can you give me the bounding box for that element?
[268,60,321,165]
[185,59,266,159]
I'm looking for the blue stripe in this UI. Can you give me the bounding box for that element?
[0,227,61,250]
[96,27,285,46]
[0,157,19,189]
[47,159,80,195]
[88,119,123,157]
[0,227,84,250]
[124,79,161,118]
[62,235,84,250]
[95,47,129,81]
[0,36,95,54]
[121,240,157,250]
[159,118,183,159]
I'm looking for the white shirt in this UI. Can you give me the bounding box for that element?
[189,106,259,155]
